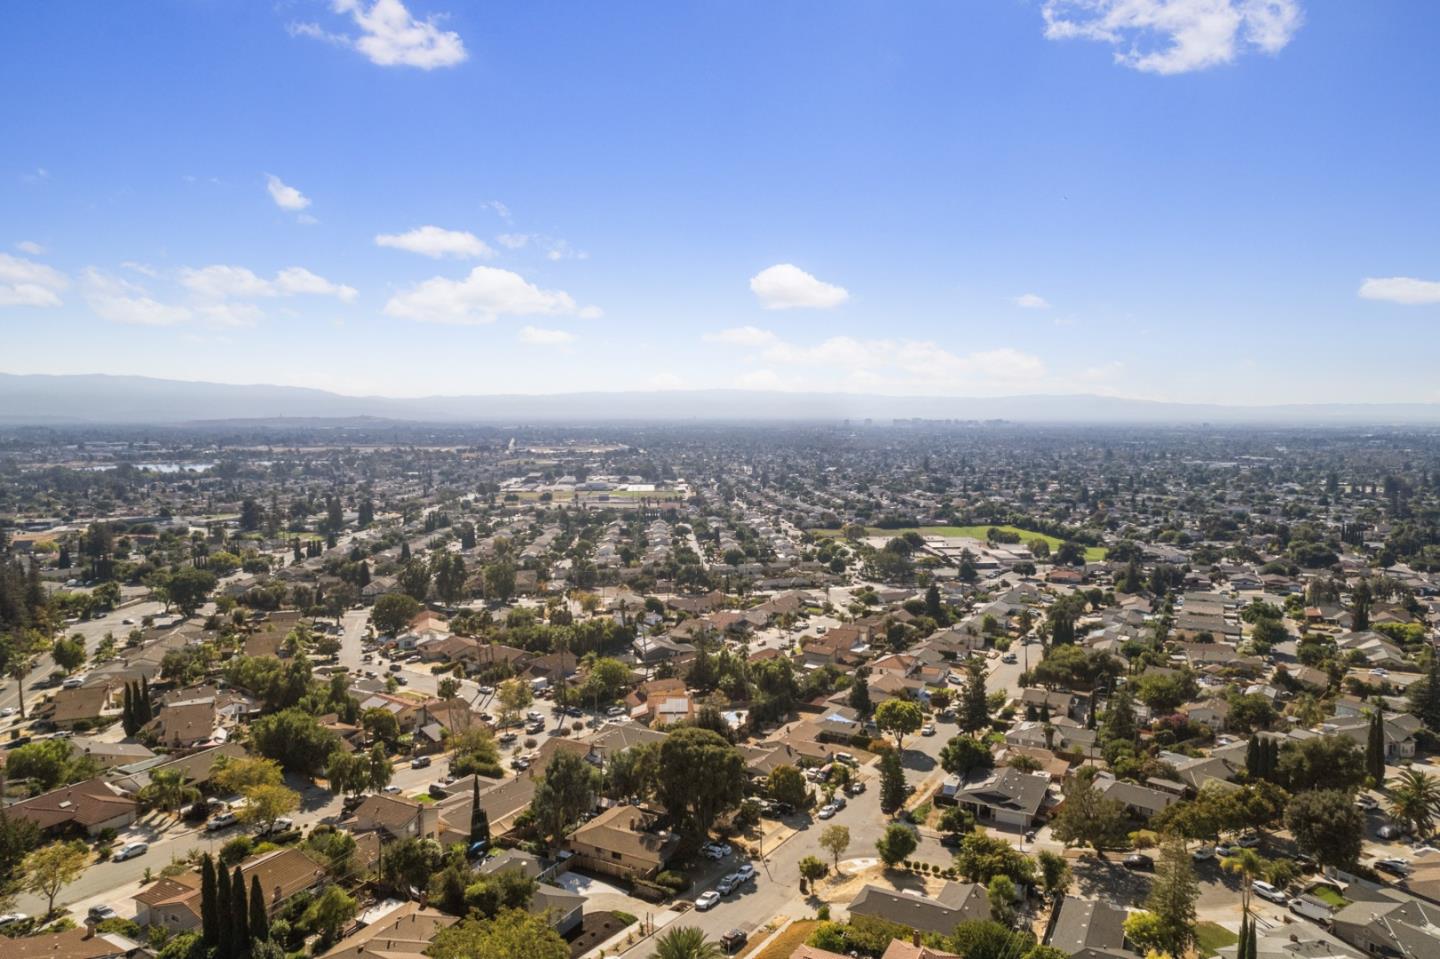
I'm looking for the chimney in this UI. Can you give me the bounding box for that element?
[912,930,921,946]
[83,918,97,940]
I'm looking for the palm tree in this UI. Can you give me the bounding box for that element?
[1388,769,1440,838]
[652,926,723,959]
[1220,847,1268,916]
[141,768,199,817]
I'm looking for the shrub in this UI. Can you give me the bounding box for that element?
[612,911,638,927]
[219,835,254,865]
[816,905,831,920]
[655,871,690,893]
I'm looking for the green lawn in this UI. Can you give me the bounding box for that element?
[1194,922,1239,957]
[1309,885,1349,908]
[818,524,1106,561]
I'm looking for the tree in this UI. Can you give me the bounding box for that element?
[249,874,269,942]
[1278,735,1365,793]
[768,765,809,810]
[305,884,358,947]
[1037,850,1072,900]
[398,559,431,602]
[167,567,218,616]
[201,854,219,948]
[428,909,568,959]
[326,749,369,797]
[483,562,517,603]
[652,926,723,959]
[876,823,917,867]
[21,839,87,916]
[213,756,284,795]
[819,824,851,870]
[371,593,421,636]
[988,875,1017,927]
[1101,688,1138,745]
[433,554,468,605]
[1387,769,1440,838]
[231,865,251,955]
[1143,836,1198,957]
[940,736,994,778]
[531,751,601,847]
[878,748,907,813]
[939,805,976,842]
[1221,847,1268,916]
[874,698,923,750]
[953,831,1037,886]
[471,779,491,843]
[51,634,86,673]
[141,767,200,817]
[946,920,1036,959]
[656,727,745,844]
[0,629,47,720]
[238,783,300,833]
[1410,652,1440,734]
[1286,789,1363,869]
[798,855,828,889]
[1051,770,1129,855]
[847,669,872,717]
[495,678,533,728]
[367,744,393,792]
[217,861,233,955]
[960,664,989,734]
[1366,710,1386,783]
[249,708,341,773]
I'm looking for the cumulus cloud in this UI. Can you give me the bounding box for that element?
[15,240,46,256]
[179,265,357,302]
[518,325,576,346]
[294,0,467,70]
[1359,276,1440,306]
[1014,293,1051,309]
[375,225,493,259]
[1042,0,1303,75]
[0,253,68,308]
[265,174,311,212]
[383,266,598,325]
[496,233,529,250]
[82,269,191,326]
[749,263,849,310]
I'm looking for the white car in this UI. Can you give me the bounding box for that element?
[1191,846,1215,861]
[695,891,720,911]
[717,874,740,895]
[1253,880,1288,904]
[736,863,757,882]
[114,841,149,861]
[0,707,16,717]
[921,723,936,736]
[0,913,28,928]
[817,804,837,819]
[205,812,239,832]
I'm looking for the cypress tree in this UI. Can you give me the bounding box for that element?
[231,866,250,953]
[1245,735,1260,779]
[141,675,153,723]
[200,853,219,948]
[1246,911,1258,959]
[1237,913,1251,959]
[1366,710,1386,782]
[471,775,490,843]
[122,684,135,737]
[249,875,269,942]
[216,863,233,959]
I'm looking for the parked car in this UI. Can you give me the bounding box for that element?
[695,891,720,911]
[606,705,626,718]
[1355,795,1379,811]
[1253,881,1288,904]
[835,752,857,766]
[410,755,432,769]
[0,914,28,928]
[702,841,732,860]
[113,841,149,861]
[1236,833,1261,848]
[1191,846,1215,861]
[257,817,294,837]
[921,723,936,736]
[1001,653,1018,664]
[429,783,449,800]
[342,794,368,813]
[206,812,239,832]
[716,873,740,895]
[1123,853,1154,870]
[87,906,118,922]
[1374,858,1412,877]
[1289,896,1333,921]
[846,781,865,796]
[1376,823,1404,840]
[817,804,837,819]
[736,863,756,882]
[720,929,748,953]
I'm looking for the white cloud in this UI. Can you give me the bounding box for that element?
[543,239,588,261]
[384,265,598,325]
[1014,292,1051,309]
[518,325,576,346]
[496,233,529,249]
[703,326,780,347]
[179,264,356,302]
[483,200,511,220]
[375,225,493,259]
[705,328,1047,393]
[1359,276,1440,306]
[82,269,191,326]
[15,240,45,255]
[749,263,849,310]
[265,174,311,212]
[1042,0,1303,75]
[195,302,266,328]
[301,0,468,70]
[0,253,68,308]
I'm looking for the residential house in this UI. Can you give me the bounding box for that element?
[564,805,678,880]
[847,882,989,936]
[318,902,456,959]
[134,847,328,931]
[946,768,1050,829]
[9,778,137,836]
[1045,897,1136,959]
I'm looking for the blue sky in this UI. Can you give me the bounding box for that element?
[2,0,1438,403]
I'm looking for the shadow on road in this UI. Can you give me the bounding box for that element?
[1071,855,1151,907]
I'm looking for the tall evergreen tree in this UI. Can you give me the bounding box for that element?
[231,866,251,953]
[1411,652,1440,734]
[1246,735,1262,779]
[960,663,989,734]
[200,853,219,948]
[1237,913,1251,959]
[139,675,153,724]
[1366,709,1386,782]
[122,683,136,737]
[848,668,872,718]
[216,862,233,958]
[249,875,268,942]
[471,778,490,843]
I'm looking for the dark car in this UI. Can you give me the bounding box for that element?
[720,929,748,953]
[428,783,449,799]
[342,793,369,813]
[940,832,964,848]
[1123,853,1154,871]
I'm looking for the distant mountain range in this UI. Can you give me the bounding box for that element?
[2,372,1439,426]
